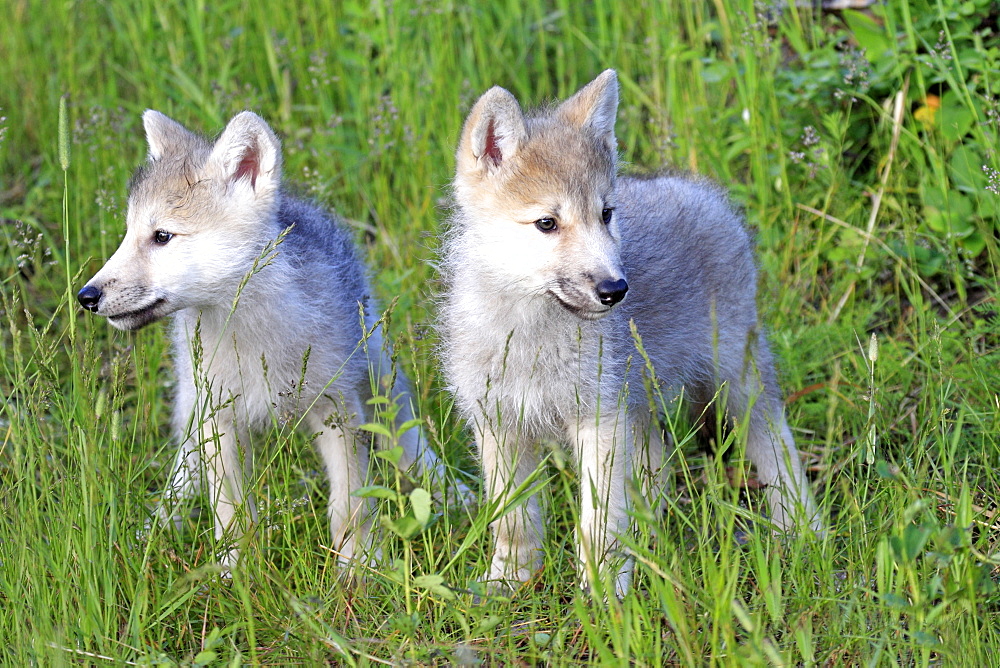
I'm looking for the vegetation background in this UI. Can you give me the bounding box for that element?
[1,0,997,664]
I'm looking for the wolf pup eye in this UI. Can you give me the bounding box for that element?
[534,217,557,233]
[153,230,174,244]
[601,208,614,225]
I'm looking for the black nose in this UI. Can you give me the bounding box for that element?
[596,278,628,307]
[77,285,102,312]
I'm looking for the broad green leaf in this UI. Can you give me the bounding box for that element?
[939,92,974,143]
[890,524,933,563]
[413,574,456,600]
[410,488,432,527]
[475,615,502,635]
[948,144,985,190]
[383,514,422,539]
[353,485,400,500]
[374,445,404,465]
[843,10,892,59]
[359,422,393,438]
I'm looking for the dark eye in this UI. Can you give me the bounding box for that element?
[601,208,614,225]
[534,217,557,233]
[153,230,173,244]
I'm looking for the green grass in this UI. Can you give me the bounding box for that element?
[1,0,998,664]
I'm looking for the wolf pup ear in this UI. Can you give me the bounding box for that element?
[457,86,527,177]
[208,111,283,194]
[556,69,619,154]
[142,110,197,161]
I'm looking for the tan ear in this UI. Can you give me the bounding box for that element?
[142,110,197,161]
[456,85,527,178]
[555,69,619,153]
[207,111,282,193]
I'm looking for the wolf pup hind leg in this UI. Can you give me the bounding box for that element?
[440,70,820,596]
[79,110,464,572]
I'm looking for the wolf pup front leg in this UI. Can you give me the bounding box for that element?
[78,109,456,572]
[441,70,820,596]
[478,425,545,586]
[570,413,634,596]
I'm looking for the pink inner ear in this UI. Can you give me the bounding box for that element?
[484,119,503,167]
[233,145,260,189]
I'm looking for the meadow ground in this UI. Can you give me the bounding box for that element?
[0,1,998,664]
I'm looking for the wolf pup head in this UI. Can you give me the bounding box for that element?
[78,111,283,330]
[452,69,627,320]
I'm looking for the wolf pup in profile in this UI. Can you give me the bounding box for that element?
[79,110,460,571]
[441,70,821,596]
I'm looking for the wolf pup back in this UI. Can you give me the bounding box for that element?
[80,110,464,571]
[440,70,820,597]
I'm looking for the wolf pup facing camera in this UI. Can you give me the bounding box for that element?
[441,70,821,596]
[79,110,460,571]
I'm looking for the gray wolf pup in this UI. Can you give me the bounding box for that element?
[440,70,820,596]
[79,110,461,570]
